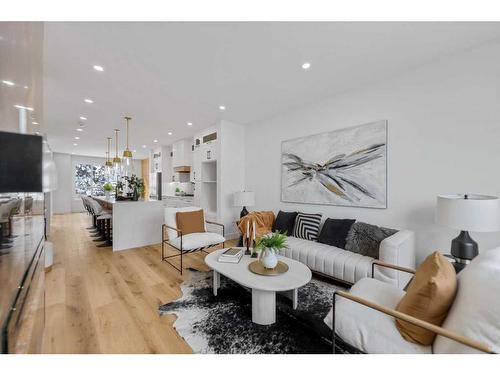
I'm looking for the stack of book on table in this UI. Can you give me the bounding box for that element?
[218,248,243,263]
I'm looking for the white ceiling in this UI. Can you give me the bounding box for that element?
[42,22,500,159]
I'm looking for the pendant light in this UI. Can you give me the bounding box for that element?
[113,129,121,179]
[122,116,134,177]
[105,137,113,182]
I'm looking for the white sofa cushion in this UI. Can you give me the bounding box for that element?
[433,247,500,354]
[325,278,432,354]
[164,206,204,240]
[169,232,225,251]
[280,236,373,284]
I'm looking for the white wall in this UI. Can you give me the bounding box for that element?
[52,152,143,214]
[219,120,246,237]
[245,42,500,264]
[52,153,72,214]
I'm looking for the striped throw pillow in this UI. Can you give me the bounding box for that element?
[293,213,322,241]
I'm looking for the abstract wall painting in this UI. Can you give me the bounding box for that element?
[281,120,387,208]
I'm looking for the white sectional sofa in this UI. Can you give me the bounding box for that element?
[278,229,416,289]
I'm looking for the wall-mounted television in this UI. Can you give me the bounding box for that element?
[0,131,43,193]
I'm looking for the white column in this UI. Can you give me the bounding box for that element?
[252,289,276,325]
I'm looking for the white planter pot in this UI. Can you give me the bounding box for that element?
[260,248,278,269]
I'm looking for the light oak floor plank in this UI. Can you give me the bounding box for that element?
[42,212,235,354]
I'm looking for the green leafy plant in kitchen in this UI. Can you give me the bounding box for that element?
[124,174,145,201]
[103,182,113,192]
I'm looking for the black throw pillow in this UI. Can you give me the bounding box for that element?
[318,218,356,249]
[273,210,298,235]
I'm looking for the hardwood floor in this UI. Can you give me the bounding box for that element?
[42,212,235,353]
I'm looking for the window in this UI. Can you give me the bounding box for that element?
[74,164,107,196]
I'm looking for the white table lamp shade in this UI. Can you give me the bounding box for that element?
[436,194,500,232]
[233,191,255,207]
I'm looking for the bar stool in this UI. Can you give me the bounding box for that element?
[85,196,97,229]
[97,211,113,247]
[84,196,101,235]
[90,199,112,247]
[81,196,96,230]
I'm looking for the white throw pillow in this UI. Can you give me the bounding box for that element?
[164,206,204,240]
[433,247,500,354]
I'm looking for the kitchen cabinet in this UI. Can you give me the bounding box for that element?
[191,147,201,183]
[171,138,193,168]
[192,121,244,236]
[200,142,217,162]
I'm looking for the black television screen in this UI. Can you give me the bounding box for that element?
[0,131,43,193]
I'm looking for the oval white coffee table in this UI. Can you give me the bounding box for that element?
[205,248,312,325]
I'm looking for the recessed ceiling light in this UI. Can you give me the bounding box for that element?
[76,128,83,132]
[302,62,311,70]
[14,105,33,111]
[219,105,226,111]
[32,121,39,125]
[167,132,172,135]
[79,116,87,120]
[84,98,93,104]
[23,85,28,89]
[142,145,146,148]
[187,122,193,126]
[93,65,104,72]
[133,149,137,153]
[153,139,158,143]
[73,143,78,146]
[2,80,14,86]
[74,136,80,140]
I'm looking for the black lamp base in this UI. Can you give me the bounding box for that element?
[240,206,249,218]
[451,230,478,262]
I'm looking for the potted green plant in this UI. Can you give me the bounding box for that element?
[115,180,124,199]
[103,182,113,199]
[254,231,287,269]
[124,174,145,201]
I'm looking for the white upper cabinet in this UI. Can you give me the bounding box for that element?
[191,147,201,183]
[171,138,193,168]
[200,142,217,162]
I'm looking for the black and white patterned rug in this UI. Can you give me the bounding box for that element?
[159,269,349,354]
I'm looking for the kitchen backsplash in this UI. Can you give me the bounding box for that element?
[163,181,194,196]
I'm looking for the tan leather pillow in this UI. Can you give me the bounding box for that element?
[395,251,457,345]
[176,210,205,236]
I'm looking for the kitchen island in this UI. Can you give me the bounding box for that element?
[92,195,196,252]
[93,197,165,252]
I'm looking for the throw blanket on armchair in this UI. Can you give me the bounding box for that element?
[238,211,275,240]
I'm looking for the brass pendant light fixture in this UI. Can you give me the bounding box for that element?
[105,137,113,181]
[122,116,134,177]
[113,128,121,174]
[106,136,113,167]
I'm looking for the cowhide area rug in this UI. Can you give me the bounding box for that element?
[159,269,350,354]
